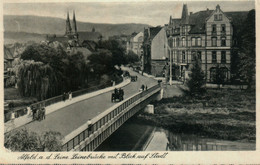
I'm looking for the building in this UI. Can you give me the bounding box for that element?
[46,11,102,47]
[126,32,144,57]
[166,4,248,82]
[142,26,168,77]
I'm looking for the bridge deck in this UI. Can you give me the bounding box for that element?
[14,69,157,137]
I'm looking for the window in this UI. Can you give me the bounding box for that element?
[182,51,186,63]
[173,38,175,47]
[212,37,217,46]
[221,24,226,33]
[219,14,223,21]
[214,15,218,21]
[221,37,226,46]
[177,38,180,47]
[191,51,196,61]
[212,24,216,34]
[221,51,226,63]
[212,51,217,63]
[192,38,196,46]
[182,38,186,47]
[197,38,202,46]
[182,26,185,35]
[197,51,202,61]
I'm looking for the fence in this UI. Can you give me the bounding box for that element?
[4,81,112,123]
[62,83,160,151]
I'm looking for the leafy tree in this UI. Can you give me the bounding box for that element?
[5,129,40,151]
[40,131,64,151]
[238,9,255,89]
[5,129,63,152]
[213,65,226,89]
[186,57,206,96]
[88,50,114,78]
[125,51,140,64]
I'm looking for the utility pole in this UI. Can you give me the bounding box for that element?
[169,47,172,85]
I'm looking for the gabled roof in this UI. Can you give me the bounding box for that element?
[150,27,162,40]
[189,10,213,34]
[78,31,102,42]
[4,46,14,60]
[81,40,98,52]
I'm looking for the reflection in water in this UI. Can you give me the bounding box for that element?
[144,128,255,151]
[96,117,255,151]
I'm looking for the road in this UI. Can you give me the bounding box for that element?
[14,68,157,137]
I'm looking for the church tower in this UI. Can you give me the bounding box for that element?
[72,10,77,34]
[66,12,72,35]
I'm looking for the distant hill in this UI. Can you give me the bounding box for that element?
[4,15,150,42]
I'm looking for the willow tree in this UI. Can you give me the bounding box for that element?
[17,60,60,100]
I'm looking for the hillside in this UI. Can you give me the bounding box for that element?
[4,15,150,40]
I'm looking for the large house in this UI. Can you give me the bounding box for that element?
[126,32,144,57]
[142,26,168,76]
[166,4,248,82]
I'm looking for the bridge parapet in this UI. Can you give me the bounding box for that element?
[62,83,161,151]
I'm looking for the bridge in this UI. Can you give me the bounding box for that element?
[10,68,162,151]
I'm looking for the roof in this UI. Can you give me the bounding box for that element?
[67,47,92,62]
[4,46,14,60]
[149,27,162,40]
[189,10,213,34]
[78,31,102,42]
[81,40,98,52]
[184,10,248,34]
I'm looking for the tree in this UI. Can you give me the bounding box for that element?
[186,57,206,96]
[40,131,64,151]
[213,65,226,89]
[5,129,40,151]
[125,51,140,64]
[5,129,63,152]
[238,9,255,89]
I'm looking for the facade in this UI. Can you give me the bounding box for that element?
[166,4,248,82]
[143,27,168,77]
[126,32,144,57]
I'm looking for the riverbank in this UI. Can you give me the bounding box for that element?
[137,88,255,143]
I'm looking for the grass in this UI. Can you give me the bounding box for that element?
[137,89,256,142]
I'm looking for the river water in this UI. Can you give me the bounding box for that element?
[95,116,255,151]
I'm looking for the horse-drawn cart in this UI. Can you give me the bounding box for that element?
[111,88,124,102]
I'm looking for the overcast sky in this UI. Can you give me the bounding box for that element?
[4,1,255,26]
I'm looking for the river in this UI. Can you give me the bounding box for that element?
[95,116,255,151]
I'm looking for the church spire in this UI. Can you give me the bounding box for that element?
[181,4,189,24]
[66,11,72,34]
[72,10,77,34]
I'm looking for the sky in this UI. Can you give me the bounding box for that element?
[4,1,255,26]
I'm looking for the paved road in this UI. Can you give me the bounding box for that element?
[14,68,157,137]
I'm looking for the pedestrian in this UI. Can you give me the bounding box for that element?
[87,119,92,133]
[32,106,36,120]
[42,107,46,120]
[145,85,148,90]
[27,106,32,117]
[141,84,145,91]
[69,91,72,101]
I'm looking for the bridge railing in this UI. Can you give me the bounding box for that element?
[62,83,160,151]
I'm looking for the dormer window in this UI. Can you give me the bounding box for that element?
[214,15,218,21]
[219,14,223,21]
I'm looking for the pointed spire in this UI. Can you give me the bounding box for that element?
[72,10,77,34]
[169,15,172,25]
[181,4,189,24]
[66,11,72,34]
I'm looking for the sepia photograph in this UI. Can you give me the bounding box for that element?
[2,0,256,156]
